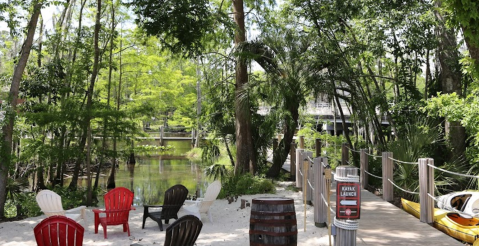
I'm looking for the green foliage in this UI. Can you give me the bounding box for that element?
[297,124,346,168]
[4,192,41,218]
[134,144,173,155]
[205,164,229,183]
[52,186,91,209]
[218,173,275,198]
[185,147,202,161]
[128,0,218,57]
[201,139,220,164]
[424,92,479,164]
[388,116,449,200]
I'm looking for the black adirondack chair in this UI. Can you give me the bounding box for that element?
[142,184,188,231]
[164,215,203,246]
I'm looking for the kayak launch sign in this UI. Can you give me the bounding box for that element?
[336,182,361,219]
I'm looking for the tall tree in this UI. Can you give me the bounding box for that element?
[435,0,466,159]
[68,0,102,191]
[443,1,479,76]
[0,1,43,219]
[232,0,255,175]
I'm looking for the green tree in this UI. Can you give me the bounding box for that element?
[1,0,43,219]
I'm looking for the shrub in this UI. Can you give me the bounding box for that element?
[4,192,42,219]
[218,173,275,198]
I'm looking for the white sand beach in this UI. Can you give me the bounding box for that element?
[0,182,331,246]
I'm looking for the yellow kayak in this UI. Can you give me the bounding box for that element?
[402,198,479,244]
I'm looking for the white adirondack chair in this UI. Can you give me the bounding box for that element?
[36,190,86,222]
[183,180,222,223]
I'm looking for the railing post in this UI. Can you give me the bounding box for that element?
[360,149,368,189]
[315,139,321,157]
[333,166,359,246]
[427,158,434,223]
[419,158,434,224]
[296,148,304,189]
[191,128,195,147]
[382,152,393,202]
[314,157,326,227]
[299,136,305,149]
[341,143,349,166]
[290,142,296,181]
[303,151,313,205]
[159,126,164,146]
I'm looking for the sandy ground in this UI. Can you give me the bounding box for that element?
[0,182,332,245]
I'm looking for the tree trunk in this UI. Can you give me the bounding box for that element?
[107,32,123,189]
[233,0,256,175]
[435,0,466,160]
[0,2,42,219]
[69,0,102,190]
[96,0,115,191]
[267,102,299,178]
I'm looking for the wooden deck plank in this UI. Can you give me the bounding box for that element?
[353,189,463,246]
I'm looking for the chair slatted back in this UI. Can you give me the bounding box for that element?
[198,181,222,213]
[36,190,66,217]
[203,181,221,201]
[34,215,84,246]
[104,187,134,224]
[164,215,202,246]
[162,185,188,219]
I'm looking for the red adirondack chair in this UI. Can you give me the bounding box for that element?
[34,215,84,246]
[93,187,136,239]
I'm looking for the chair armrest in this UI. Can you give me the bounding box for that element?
[66,206,87,219]
[66,205,86,213]
[143,204,164,209]
[184,200,201,206]
[92,209,105,214]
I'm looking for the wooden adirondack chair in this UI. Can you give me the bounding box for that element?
[36,190,86,222]
[93,187,135,239]
[34,215,84,246]
[164,215,203,246]
[142,184,188,231]
[183,180,222,222]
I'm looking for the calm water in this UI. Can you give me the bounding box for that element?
[66,138,209,206]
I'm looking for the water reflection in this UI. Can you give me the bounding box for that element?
[65,139,208,206]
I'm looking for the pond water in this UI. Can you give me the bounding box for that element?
[65,137,209,206]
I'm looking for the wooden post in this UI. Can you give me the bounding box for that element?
[315,138,321,157]
[314,157,326,227]
[419,158,434,224]
[382,152,393,202]
[360,149,368,189]
[290,142,296,181]
[341,143,349,166]
[296,149,304,189]
[191,128,195,147]
[299,136,305,149]
[159,126,164,146]
[334,166,359,246]
[427,158,434,223]
[303,151,313,205]
[303,154,309,232]
[324,165,332,246]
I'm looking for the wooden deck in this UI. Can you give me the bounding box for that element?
[274,151,465,245]
[350,189,463,246]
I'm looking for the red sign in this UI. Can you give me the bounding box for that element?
[336,182,360,219]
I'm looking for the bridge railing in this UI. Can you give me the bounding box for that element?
[342,143,479,224]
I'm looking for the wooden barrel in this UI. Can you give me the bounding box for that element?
[249,197,297,246]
